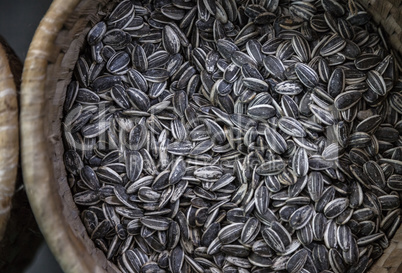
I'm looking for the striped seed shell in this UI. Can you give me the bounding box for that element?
[289,205,314,230]
[278,117,306,138]
[264,126,287,154]
[295,63,319,88]
[324,198,349,219]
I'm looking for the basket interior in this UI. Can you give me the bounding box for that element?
[40,0,402,272]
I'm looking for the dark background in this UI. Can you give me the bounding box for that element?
[0,0,64,272]
[0,0,54,60]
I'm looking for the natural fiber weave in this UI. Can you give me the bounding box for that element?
[20,0,402,273]
[368,229,402,273]
[358,0,402,56]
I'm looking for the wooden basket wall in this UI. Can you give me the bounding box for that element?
[19,0,402,273]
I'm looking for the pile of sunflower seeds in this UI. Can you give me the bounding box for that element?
[62,0,402,272]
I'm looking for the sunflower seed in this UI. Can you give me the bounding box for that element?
[278,116,306,138]
[286,248,308,273]
[274,80,303,95]
[289,205,313,230]
[261,227,285,253]
[367,70,387,96]
[295,63,319,88]
[218,223,244,244]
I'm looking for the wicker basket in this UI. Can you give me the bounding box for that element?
[19,0,402,273]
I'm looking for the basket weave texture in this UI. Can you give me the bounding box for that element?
[20,0,402,273]
[358,0,402,56]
